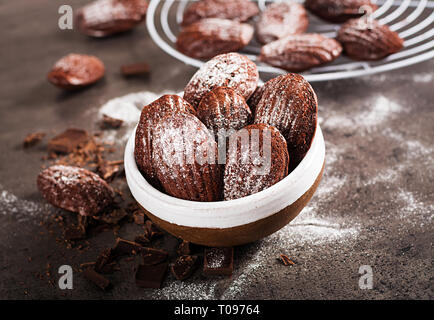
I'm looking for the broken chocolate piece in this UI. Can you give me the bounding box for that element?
[171,255,199,280]
[133,210,146,225]
[203,247,233,276]
[112,238,143,258]
[177,240,191,256]
[278,254,295,266]
[135,262,168,288]
[23,132,45,148]
[142,247,168,266]
[97,160,123,181]
[121,62,150,77]
[94,248,114,272]
[48,129,89,154]
[145,220,164,240]
[82,267,111,290]
[100,115,123,130]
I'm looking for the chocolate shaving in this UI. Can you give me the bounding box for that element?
[142,247,168,266]
[23,132,45,148]
[134,235,150,246]
[278,254,295,266]
[94,248,114,273]
[100,115,123,130]
[145,220,164,240]
[112,238,143,258]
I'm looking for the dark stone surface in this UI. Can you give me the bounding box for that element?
[0,0,432,299]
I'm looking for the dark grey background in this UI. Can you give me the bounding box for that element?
[0,0,432,299]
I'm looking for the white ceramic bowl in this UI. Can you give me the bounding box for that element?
[124,124,325,246]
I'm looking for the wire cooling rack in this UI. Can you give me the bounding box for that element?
[146,0,434,81]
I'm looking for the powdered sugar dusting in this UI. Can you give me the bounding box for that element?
[0,185,50,223]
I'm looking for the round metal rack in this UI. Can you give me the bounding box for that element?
[146,0,434,81]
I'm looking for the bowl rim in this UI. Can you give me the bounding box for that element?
[124,123,325,228]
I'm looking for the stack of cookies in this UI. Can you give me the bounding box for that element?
[176,0,403,71]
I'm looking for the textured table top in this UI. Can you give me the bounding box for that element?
[0,0,432,299]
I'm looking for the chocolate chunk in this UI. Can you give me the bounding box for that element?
[97,160,123,181]
[121,62,150,77]
[133,210,146,225]
[94,248,114,272]
[203,247,233,276]
[277,254,295,266]
[48,129,89,154]
[177,240,191,256]
[142,247,168,266]
[171,255,199,280]
[112,238,143,258]
[23,132,45,148]
[145,220,164,240]
[134,235,150,246]
[100,115,123,130]
[82,268,111,290]
[135,262,168,288]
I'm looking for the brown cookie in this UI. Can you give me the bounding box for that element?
[182,0,259,27]
[151,112,223,202]
[47,54,105,90]
[246,85,264,115]
[224,124,289,200]
[184,53,258,109]
[176,18,254,60]
[134,95,196,187]
[256,2,309,44]
[254,74,318,167]
[196,86,252,139]
[37,165,115,216]
[337,18,404,60]
[259,34,342,72]
[76,0,148,37]
[305,0,377,23]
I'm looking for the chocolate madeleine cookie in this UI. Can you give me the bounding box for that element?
[134,95,196,187]
[176,18,254,59]
[37,165,115,216]
[182,0,259,27]
[76,0,148,37]
[337,18,404,60]
[254,74,318,167]
[305,0,377,23]
[184,53,258,109]
[224,124,289,200]
[259,34,342,72]
[47,54,105,90]
[151,112,222,202]
[256,2,309,44]
[196,86,252,139]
